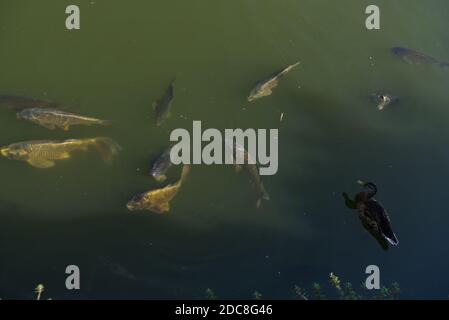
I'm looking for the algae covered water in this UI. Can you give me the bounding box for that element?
[1,0,449,299]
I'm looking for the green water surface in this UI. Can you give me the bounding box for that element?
[1,0,449,299]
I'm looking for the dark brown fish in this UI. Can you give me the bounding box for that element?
[153,80,175,126]
[150,145,173,182]
[391,47,449,67]
[16,108,111,131]
[0,95,60,110]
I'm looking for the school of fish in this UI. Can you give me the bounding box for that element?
[2,45,446,247]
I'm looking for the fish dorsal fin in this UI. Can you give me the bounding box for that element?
[27,158,55,169]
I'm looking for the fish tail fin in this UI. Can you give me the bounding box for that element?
[278,61,301,78]
[256,184,270,208]
[174,165,191,188]
[284,61,301,73]
[440,62,449,68]
[179,164,190,185]
[261,185,270,201]
[290,61,301,69]
[91,137,122,162]
[98,119,113,126]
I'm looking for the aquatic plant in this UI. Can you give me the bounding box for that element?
[6,275,404,300]
[35,284,45,300]
[342,282,359,300]
[293,286,308,300]
[292,273,401,300]
[253,291,262,300]
[311,283,326,300]
[329,272,343,298]
[205,288,217,300]
[389,282,401,299]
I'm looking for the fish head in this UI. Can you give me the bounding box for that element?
[16,108,38,122]
[127,191,166,213]
[150,165,168,182]
[150,156,171,179]
[155,117,164,127]
[150,166,162,179]
[126,194,143,211]
[155,110,170,126]
[248,87,273,102]
[247,89,262,102]
[371,94,398,110]
[126,192,151,211]
[0,144,29,160]
[0,147,9,157]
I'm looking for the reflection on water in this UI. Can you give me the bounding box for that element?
[1,0,449,299]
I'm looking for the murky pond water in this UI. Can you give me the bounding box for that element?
[1,0,449,299]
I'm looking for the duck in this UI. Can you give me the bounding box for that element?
[343,181,399,250]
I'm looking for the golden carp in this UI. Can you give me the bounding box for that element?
[153,80,175,126]
[127,165,190,214]
[0,137,121,168]
[16,108,111,131]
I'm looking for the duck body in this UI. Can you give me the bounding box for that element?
[343,182,399,250]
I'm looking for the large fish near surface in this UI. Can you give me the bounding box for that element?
[16,108,112,131]
[0,95,60,110]
[391,47,449,67]
[127,165,190,214]
[150,145,173,182]
[0,137,121,168]
[248,62,300,102]
[153,80,175,126]
[225,139,270,208]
